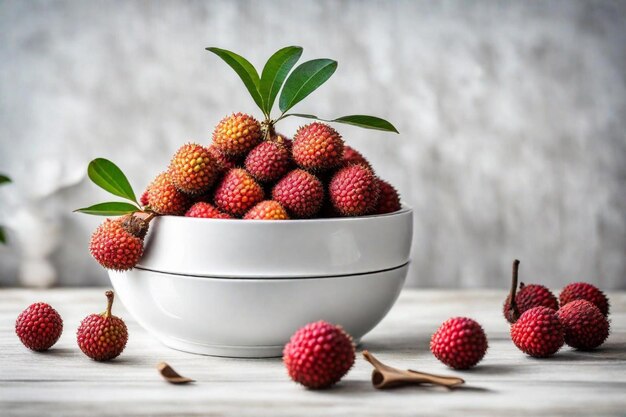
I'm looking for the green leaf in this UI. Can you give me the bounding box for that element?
[331,115,399,133]
[206,47,264,113]
[285,114,399,133]
[279,59,337,113]
[260,46,303,114]
[74,202,139,216]
[87,158,138,203]
[0,174,11,186]
[0,225,6,244]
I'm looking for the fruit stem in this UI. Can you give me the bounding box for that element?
[104,290,115,319]
[508,259,521,321]
[261,119,276,141]
[142,212,157,224]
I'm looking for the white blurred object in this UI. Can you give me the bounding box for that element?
[10,207,60,288]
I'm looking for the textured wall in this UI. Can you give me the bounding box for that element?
[0,0,625,289]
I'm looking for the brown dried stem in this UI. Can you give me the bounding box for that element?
[507,259,521,322]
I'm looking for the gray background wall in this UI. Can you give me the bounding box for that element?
[0,0,625,289]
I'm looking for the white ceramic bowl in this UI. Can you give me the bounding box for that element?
[109,207,413,357]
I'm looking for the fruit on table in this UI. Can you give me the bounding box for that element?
[559,282,610,317]
[503,259,558,323]
[77,291,128,361]
[430,317,488,369]
[15,303,63,351]
[283,320,355,389]
[510,306,564,358]
[557,299,610,350]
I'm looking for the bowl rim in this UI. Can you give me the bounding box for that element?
[156,205,412,224]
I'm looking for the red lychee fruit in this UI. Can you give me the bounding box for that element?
[292,122,344,171]
[283,320,355,389]
[245,141,291,183]
[208,144,240,172]
[185,202,232,219]
[244,200,289,220]
[77,291,128,361]
[559,282,609,317]
[272,169,324,218]
[503,260,558,323]
[168,143,218,195]
[140,190,149,207]
[375,178,401,214]
[214,168,264,217]
[212,113,262,156]
[430,317,488,369]
[147,172,191,215]
[270,133,292,150]
[329,164,380,216]
[15,303,63,351]
[89,215,148,271]
[510,306,564,357]
[342,145,372,170]
[557,300,610,350]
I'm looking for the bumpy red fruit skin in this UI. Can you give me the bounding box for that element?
[208,144,240,172]
[185,202,231,219]
[214,168,264,217]
[342,145,372,170]
[375,179,401,214]
[557,300,609,350]
[245,142,291,182]
[212,113,262,156]
[329,165,380,216]
[140,190,149,207]
[15,303,63,351]
[147,172,191,215]
[510,306,564,357]
[169,143,218,195]
[244,200,289,220]
[430,317,488,369]
[283,321,355,389]
[503,283,559,323]
[559,282,609,316]
[292,123,345,171]
[89,218,144,271]
[77,314,128,361]
[272,169,324,218]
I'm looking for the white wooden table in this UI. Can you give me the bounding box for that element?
[1,289,624,417]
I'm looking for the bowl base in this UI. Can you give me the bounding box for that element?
[157,334,362,358]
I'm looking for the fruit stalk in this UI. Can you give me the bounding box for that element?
[103,290,115,319]
[507,259,521,322]
[260,119,276,141]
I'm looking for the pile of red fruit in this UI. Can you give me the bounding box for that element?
[505,260,610,357]
[145,116,400,222]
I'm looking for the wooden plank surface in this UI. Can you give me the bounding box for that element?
[0,288,624,417]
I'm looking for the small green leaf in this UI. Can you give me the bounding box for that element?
[285,114,399,133]
[206,47,264,113]
[260,46,303,114]
[332,115,399,133]
[0,174,11,186]
[0,225,6,244]
[74,202,139,216]
[87,158,137,203]
[279,59,337,113]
